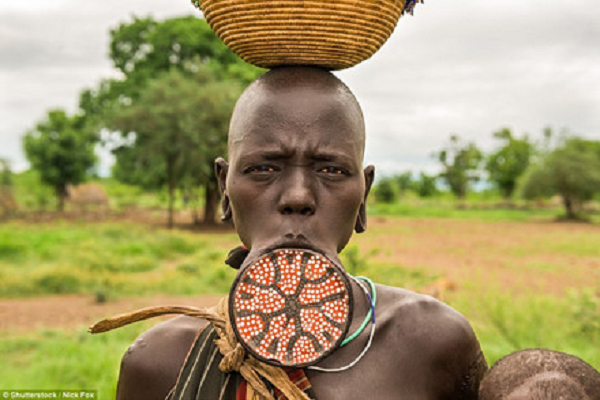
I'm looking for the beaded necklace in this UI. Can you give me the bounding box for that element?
[340,275,377,347]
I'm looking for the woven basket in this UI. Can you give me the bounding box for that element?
[197,0,407,70]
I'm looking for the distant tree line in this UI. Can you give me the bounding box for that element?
[374,128,600,220]
[15,16,600,223]
[0,158,17,219]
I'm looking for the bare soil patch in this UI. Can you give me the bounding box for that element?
[0,294,223,335]
[353,217,600,296]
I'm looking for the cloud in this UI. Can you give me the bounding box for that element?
[337,0,600,172]
[0,0,194,169]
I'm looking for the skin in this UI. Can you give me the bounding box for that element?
[116,67,486,400]
[504,373,589,400]
[478,350,600,400]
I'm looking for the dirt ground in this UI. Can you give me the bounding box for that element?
[0,294,224,335]
[1,217,598,334]
[353,217,600,296]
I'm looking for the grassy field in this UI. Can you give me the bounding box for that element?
[0,222,240,299]
[0,216,598,398]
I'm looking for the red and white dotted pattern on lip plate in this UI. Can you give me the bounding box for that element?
[232,249,350,367]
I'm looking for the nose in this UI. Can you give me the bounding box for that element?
[277,168,316,216]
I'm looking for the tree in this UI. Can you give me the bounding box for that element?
[80,16,261,127]
[80,16,262,223]
[0,158,11,188]
[110,67,241,227]
[109,16,258,91]
[374,177,397,204]
[486,128,533,199]
[395,171,414,197]
[23,110,97,211]
[435,135,483,199]
[520,137,600,219]
[415,172,439,198]
[0,158,17,218]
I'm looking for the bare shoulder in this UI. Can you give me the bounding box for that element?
[116,316,207,400]
[376,284,487,397]
[377,284,478,350]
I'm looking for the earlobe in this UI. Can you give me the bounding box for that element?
[355,165,375,233]
[215,158,232,221]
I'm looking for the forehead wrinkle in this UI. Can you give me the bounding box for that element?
[228,99,287,161]
[233,128,362,168]
[229,92,364,165]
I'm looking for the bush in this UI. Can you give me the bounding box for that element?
[374,177,397,204]
[32,267,83,294]
[569,288,600,340]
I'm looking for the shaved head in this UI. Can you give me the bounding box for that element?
[228,66,366,161]
[479,349,600,400]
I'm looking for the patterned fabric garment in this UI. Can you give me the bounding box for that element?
[166,324,317,400]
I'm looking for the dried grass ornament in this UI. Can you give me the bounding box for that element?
[190,0,424,70]
[229,248,353,367]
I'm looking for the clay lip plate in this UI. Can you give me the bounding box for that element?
[229,248,353,367]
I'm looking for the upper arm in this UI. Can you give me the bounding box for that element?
[380,288,488,399]
[116,316,207,400]
[424,301,488,399]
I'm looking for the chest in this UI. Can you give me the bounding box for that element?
[305,357,440,400]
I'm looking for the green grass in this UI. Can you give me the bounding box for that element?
[368,190,600,223]
[340,244,438,288]
[370,201,565,222]
[540,234,600,258]
[11,170,55,211]
[450,288,600,369]
[0,222,239,298]
[0,324,149,399]
[0,222,438,300]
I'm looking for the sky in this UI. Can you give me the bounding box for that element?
[1,0,599,177]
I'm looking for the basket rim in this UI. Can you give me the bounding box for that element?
[203,0,403,28]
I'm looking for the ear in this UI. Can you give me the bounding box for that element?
[355,165,375,233]
[215,157,232,221]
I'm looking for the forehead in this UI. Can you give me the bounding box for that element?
[228,85,365,162]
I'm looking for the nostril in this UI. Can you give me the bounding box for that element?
[280,206,314,216]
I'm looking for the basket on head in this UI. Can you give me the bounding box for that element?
[192,0,415,70]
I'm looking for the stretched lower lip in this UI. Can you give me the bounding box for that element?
[264,236,320,254]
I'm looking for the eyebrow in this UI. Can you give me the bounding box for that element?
[310,150,354,163]
[238,148,356,163]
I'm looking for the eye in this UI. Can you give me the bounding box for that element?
[317,166,349,175]
[244,165,280,174]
